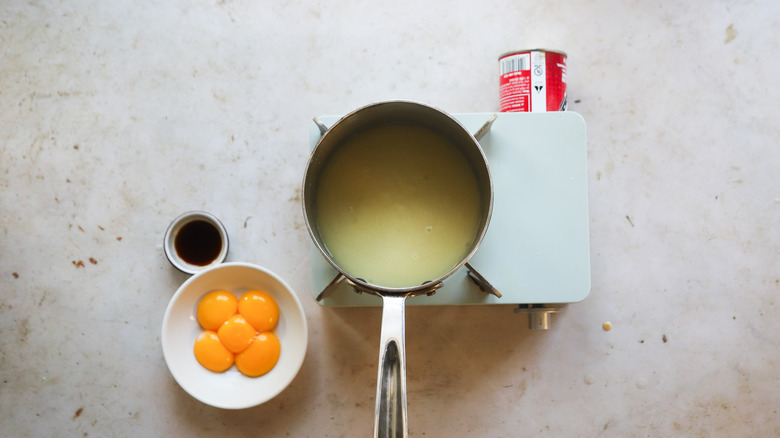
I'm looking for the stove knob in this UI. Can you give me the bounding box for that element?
[514,304,563,330]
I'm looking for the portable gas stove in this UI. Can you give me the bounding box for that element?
[308,112,589,329]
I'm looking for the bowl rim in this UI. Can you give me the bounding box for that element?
[161,261,308,409]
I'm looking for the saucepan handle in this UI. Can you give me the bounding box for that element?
[373,294,408,438]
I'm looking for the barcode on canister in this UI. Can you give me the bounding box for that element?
[500,54,530,75]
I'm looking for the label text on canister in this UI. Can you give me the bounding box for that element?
[499,49,567,112]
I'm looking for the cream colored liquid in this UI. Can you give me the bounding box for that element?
[315,124,483,288]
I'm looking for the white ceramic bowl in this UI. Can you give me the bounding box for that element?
[161,262,308,409]
[163,211,229,275]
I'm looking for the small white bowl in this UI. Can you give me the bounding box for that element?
[163,211,229,275]
[161,262,308,409]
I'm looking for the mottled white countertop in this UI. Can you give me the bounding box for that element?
[2,0,779,436]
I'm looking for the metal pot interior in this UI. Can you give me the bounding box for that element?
[302,101,492,294]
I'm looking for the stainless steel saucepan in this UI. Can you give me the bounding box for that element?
[302,101,493,438]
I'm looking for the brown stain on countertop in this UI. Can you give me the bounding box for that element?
[725,24,738,44]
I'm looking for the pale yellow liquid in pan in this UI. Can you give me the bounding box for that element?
[315,124,483,288]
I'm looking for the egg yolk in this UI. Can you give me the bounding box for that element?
[235,332,281,377]
[238,290,279,332]
[193,331,234,373]
[193,289,283,376]
[217,314,258,353]
[197,290,238,331]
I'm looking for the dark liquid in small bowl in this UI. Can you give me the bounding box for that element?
[174,220,222,266]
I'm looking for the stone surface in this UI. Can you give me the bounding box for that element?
[1,0,779,436]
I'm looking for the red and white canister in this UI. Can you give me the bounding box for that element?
[499,49,567,112]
